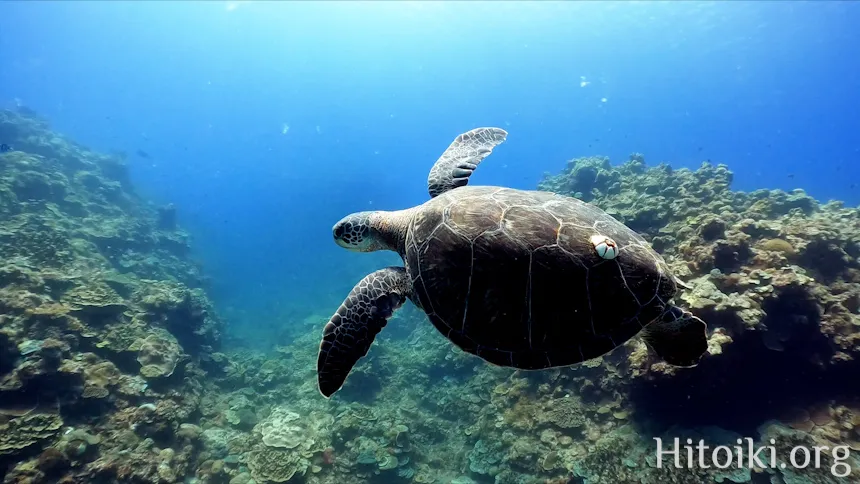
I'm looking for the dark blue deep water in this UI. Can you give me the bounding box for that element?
[2,1,858,344]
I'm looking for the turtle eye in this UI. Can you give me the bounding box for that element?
[334,225,345,239]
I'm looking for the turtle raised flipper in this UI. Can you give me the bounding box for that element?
[317,267,411,397]
[427,127,508,197]
[641,306,708,367]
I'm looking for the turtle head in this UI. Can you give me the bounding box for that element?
[333,211,387,252]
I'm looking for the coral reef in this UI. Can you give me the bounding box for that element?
[0,109,224,483]
[4,106,860,484]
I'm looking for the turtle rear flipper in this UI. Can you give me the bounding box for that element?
[641,306,708,367]
[317,267,411,397]
[427,127,507,198]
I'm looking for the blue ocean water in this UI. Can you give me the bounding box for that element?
[1,1,858,344]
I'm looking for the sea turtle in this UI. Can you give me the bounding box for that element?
[318,127,708,397]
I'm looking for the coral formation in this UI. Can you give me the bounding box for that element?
[0,413,63,457]
[135,330,182,378]
[247,447,309,482]
[0,109,223,483]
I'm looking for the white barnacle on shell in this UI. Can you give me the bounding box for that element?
[590,234,618,260]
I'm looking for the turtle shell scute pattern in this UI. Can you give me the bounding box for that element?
[405,186,676,369]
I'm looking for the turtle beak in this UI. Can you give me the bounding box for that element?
[333,224,348,247]
[333,221,358,250]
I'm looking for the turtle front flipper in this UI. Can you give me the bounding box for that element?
[427,127,508,198]
[641,306,708,367]
[317,267,411,397]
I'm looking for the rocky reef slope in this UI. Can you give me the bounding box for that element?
[0,110,225,483]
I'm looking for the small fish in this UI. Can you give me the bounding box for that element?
[0,143,11,153]
[136,149,150,159]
